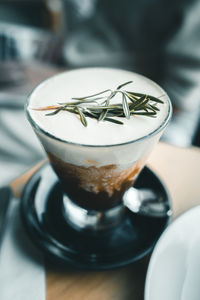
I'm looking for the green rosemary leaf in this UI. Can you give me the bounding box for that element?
[150,104,160,111]
[133,111,157,117]
[46,106,64,116]
[117,81,133,90]
[76,107,87,127]
[85,110,99,118]
[146,104,160,112]
[98,91,115,121]
[99,109,108,121]
[106,111,124,117]
[62,107,77,113]
[128,92,164,104]
[147,95,164,104]
[129,95,147,110]
[122,94,130,119]
[104,117,124,125]
[125,92,138,102]
[133,99,149,111]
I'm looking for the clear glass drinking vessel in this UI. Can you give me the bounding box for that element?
[26,68,172,230]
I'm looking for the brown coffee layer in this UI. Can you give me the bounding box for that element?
[47,152,145,210]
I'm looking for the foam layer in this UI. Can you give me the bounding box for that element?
[28,68,170,146]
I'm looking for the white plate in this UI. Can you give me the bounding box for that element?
[145,206,200,300]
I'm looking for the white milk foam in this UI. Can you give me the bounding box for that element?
[28,68,171,167]
[28,68,170,146]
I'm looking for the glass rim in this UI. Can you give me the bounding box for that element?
[25,68,173,148]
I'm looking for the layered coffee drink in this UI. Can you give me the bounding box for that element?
[27,68,171,211]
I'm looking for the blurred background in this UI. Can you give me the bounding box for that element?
[0,0,200,185]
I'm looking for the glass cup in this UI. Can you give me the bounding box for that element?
[26,69,172,231]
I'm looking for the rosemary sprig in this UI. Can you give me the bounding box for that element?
[32,81,164,127]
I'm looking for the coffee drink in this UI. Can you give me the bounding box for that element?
[26,68,171,211]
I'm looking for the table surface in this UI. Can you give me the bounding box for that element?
[11,142,200,300]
